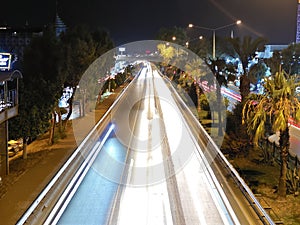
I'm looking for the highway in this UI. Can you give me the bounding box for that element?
[17,61,273,225]
[109,64,236,225]
[57,63,235,225]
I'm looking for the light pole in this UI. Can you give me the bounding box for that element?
[188,20,241,59]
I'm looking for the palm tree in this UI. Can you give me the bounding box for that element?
[185,58,211,113]
[242,69,300,198]
[281,43,300,75]
[157,43,178,67]
[228,36,267,103]
[205,58,236,136]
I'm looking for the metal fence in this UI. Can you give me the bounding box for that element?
[0,89,17,112]
[263,140,300,195]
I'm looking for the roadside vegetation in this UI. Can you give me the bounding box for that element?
[8,24,115,158]
[157,26,300,224]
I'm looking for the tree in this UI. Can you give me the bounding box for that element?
[60,24,114,124]
[264,50,281,75]
[205,58,236,136]
[186,37,210,59]
[185,58,211,113]
[156,26,188,46]
[248,60,268,85]
[280,43,300,75]
[190,35,233,60]
[91,28,114,56]
[9,26,64,156]
[242,69,300,198]
[157,43,177,66]
[227,36,268,103]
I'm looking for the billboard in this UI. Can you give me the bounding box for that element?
[0,53,12,70]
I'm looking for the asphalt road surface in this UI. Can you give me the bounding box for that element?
[55,62,259,225]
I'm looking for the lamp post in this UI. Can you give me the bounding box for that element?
[188,20,241,59]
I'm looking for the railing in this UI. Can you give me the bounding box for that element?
[260,138,300,197]
[0,89,17,112]
[265,140,300,166]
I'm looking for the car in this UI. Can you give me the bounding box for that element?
[8,139,23,157]
[8,143,19,157]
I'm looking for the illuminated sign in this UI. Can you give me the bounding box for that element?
[0,53,12,70]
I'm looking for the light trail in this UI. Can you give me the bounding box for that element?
[17,61,275,225]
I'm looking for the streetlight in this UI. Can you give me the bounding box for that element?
[185,35,203,48]
[171,36,180,56]
[188,20,241,59]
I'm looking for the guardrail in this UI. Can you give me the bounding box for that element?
[163,74,275,225]
[44,124,115,225]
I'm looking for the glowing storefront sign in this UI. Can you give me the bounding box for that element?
[0,53,12,70]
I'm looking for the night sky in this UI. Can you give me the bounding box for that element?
[0,0,298,45]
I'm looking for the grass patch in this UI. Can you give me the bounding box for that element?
[230,148,300,224]
[199,111,300,224]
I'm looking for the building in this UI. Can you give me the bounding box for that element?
[257,44,288,59]
[0,69,22,176]
[296,0,300,43]
[55,14,67,38]
[0,13,66,67]
[0,25,44,63]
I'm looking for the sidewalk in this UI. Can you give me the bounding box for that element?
[0,85,125,225]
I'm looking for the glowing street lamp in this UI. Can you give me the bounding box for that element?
[188,20,241,59]
[185,35,203,48]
